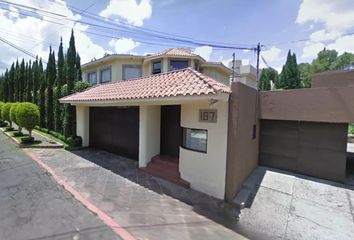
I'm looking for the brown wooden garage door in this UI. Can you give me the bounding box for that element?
[89,107,139,160]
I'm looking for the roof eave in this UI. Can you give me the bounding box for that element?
[60,92,230,106]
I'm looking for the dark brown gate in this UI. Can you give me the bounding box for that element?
[89,107,139,160]
[160,105,182,158]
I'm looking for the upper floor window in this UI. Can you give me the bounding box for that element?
[100,67,111,84]
[169,60,188,71]
[123,65,142,80]
[152,61,162,74]
[87,71,97,85]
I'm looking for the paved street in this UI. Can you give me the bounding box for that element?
[235,167,354,240]
[0,133,120,240]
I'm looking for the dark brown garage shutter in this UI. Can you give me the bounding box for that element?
[89,107,139,160]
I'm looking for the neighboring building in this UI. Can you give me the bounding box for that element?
[228,59,257,89]
[82,48,232,87]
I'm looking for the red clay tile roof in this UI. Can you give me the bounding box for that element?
[60,68,231,102]
[146,48,198,58]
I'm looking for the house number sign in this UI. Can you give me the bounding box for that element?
[199,109,217,123]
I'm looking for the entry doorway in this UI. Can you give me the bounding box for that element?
[160,105,182,159]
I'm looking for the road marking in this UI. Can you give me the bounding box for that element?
[24,149,136,240]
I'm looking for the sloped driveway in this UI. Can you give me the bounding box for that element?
[235,167,354,240]
[26,148,246,240]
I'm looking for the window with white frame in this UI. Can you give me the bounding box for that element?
[87,71,97,85]
[123,65,142,80]
[100,67,111,83]
[152,61,162,74]
[182,128,208,153]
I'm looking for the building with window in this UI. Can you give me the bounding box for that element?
[81,48,233,86]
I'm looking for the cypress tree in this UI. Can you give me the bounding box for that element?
[32,57,39,104]
[39,58,46,127]
[64,30,76,137]
[14,60,19,101]
[2,70,9,102]
[26,60,33,102]
[279,50,301,89]
[46,47,56,131]
[19,59,25,101]
[8,63,15,102]
[75,53,82,81]
[54,38,65,133]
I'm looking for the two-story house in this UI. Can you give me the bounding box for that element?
[60,48,252,199]
[81,48,231,86]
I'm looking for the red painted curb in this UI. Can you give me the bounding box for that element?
[24,149,136,240]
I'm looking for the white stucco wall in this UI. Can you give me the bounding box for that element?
[76,106,90,147]
[139,105,161,167]
[179,100,229,199]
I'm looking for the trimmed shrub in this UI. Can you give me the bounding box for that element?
[10,102,21,133]
[66,136,82,148]
[0,101,5,121]
[21,136,34,144]
[2,103,13,127]
[16,103,40,138]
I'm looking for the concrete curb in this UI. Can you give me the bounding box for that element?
[0,128,63,149]
[23,149,136,240]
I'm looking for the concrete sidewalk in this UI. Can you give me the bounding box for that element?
[27,148,246,240]
[235,167,354,240]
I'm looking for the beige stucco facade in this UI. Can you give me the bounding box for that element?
[179,100,229,199]
[81,51,232,86]
[73,95,229,200]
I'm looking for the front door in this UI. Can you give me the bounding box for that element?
[160,105,182,158]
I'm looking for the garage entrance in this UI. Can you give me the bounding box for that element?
[89,107,139,160]
[259,120,348,181]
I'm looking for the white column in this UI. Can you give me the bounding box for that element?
[76,106,90,147]
[139,105,161,167]
[162,58,168,72]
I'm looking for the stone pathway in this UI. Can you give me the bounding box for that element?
[27,148,246,240]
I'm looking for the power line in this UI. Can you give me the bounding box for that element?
[0,35,47,63]
[0,0,257,51]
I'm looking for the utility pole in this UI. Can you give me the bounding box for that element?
[232,52,236,82]
[255,42,261,90]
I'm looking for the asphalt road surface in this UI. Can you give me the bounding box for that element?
[0,133,121,240]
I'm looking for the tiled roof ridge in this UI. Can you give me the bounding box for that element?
[187,68,230,93]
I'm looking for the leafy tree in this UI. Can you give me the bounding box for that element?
[298,63,312,88]
[2,102,13,127]
[46,47,56,131]
[259,68,279,91]
[330,52,354,70]
[312,48,338,73]
[64,30,76,137]
[14,60,20,101]
[16,102,40,138]
[74,81,90,92]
